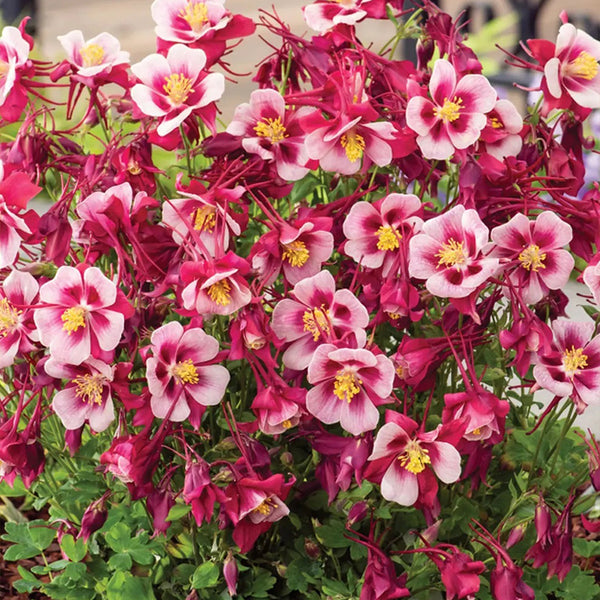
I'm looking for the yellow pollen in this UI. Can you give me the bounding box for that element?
[61,306,86,335]
[490,117,504,129]
[471,427,481,436]
[207,279,232,306]
[282,419,292,429]
[388,312,401,320]
[179,1,209,33]
[333,370,362,403]
[127,159,142,175]
[434,97,463,123]
[192,206,217,232]
[518,244,546,271]
[0,297,20,337]
[398,440,431,474]
[73,373,105,405]
[253,497,276,515]
[79,43,105,68]
[172,359,199,385]
[163,73,193,105]
[254,117,288,143]
[395,364,406,379]
[435,238,465,268]
[0,61,8,78]
[340,132,366,162]
[569,51,599,80]
[562,346,588,377]
[281,240,310,267]
[376,226,401,251]
[302,307,330,341]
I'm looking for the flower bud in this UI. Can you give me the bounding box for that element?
[223,551,238,597]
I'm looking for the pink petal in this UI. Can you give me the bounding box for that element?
[381,462,418,506]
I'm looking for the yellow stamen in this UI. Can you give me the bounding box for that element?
[302,307,330,341]
[471,427,481,436]
[0,61,9,78]
[281,240,310,267]
[192,206,216,232]
[563,346,588,377]
[0,297,20,337]
[388,312,401,320]
[73,373,105,405]
[569,51,599,80]
[61,306,86,335]
[254,117,288,143]
[340,132,366,162]
[376,226,401,251]
[434,97,463,123]
[172,359,199,385]
[207,279,231,306]
[518,244,546,272]
[333,370,362,403]
[163,73,193,105]
[79,43,105,68]
[398,440,431,474]
[435,238,465,268]
[282,419,293,429]
[179,1,209,33]
[127,159,142,175]
[490,117,503,129]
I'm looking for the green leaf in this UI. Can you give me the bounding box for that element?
[573,538,600,559]
[61,534,88,562]
[106,571,156,600]
[166,503,191,521]
[286,557,323,592]
[104,521,131,553]
[322,578,348,596]
[4,543,40,561]
[108,552,133,571]
[191,561,220,589]
[63,561,87,582]
[251,567,276,597]
[315,520,351,548]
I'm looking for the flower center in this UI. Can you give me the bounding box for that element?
[435,238,465,268]
[281,240,310,267]
[253,497,276,516]
[73,373,105,405]
[207,279,232,306]
[434,97,463,123]
[172,359,199,385]
[61,306,87,335]
[340,131,366,162]
[376,226,401,251]
[518,244,546,271]
[562,346,588,377]
[254,116,288,143]
[179,1,209,33]
[0,60,9,78]
[0,297,20,337]
[569,51,599,80]
[192,206,216,232]
[281,419,293,429]
[333,369,362,403]
[302,307,330,341]
[490,116,503,129]
[80,43,105,68]
[163,73,193,105]
[398,440,431,474]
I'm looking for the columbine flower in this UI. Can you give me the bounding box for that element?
[478,98,523,160]
[306,344,395,435]
[533,319,600,413]
[406,58,496,160]
[303,0,386,33]
[271,270,369,371]
[146,320,229,422]
[408,205,500,298]
[0,25,31,121]
[0,196,31,269]
[33,265,133,365]
[342,193,423,276]
[130,43,225,136]
[45,357,115,432]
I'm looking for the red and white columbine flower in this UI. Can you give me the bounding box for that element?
[45,357,115,432]
[306,344,395,435]
[33,265,133,365]
[0,196,31,269]
[343,193,423,276]
[490,211,574,305]
[227,89,312,181]
[271,270,369,371]
[131,43,225,136]
[0,25,31,121]
[146,321,229,422]
[408,205,500,298]
[478,98,523,160]
[303,0,385,33]
[533,319,600,413]
[406,59,496,160]
[367,411,462,506]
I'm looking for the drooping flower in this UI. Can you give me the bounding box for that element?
[183,458,226,526]
[0,195,31,269]
[0,24,32,122]
[303,0,387,33]
[306,344,395,435]
[406,59,496,160]
[478,98,523,160]
[251,379,305,435]
[145,320,229,422]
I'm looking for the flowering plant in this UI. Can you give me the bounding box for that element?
[0,2,600,599]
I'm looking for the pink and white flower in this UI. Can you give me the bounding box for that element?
[0,25,31,121]
[271,270,369,371]
[406,59,496,160]
[408,205,500,298]
[306,344,395,435]
[45,357,115,432]
[303,0,386,33]
[146,320,229,422]
[478,98,523,160]
[490,211,574,305]
[342,193,423,276]
[533,319,600,413]
[33,265,133,365]
[131,43,225,136]
[0,196,31,269]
